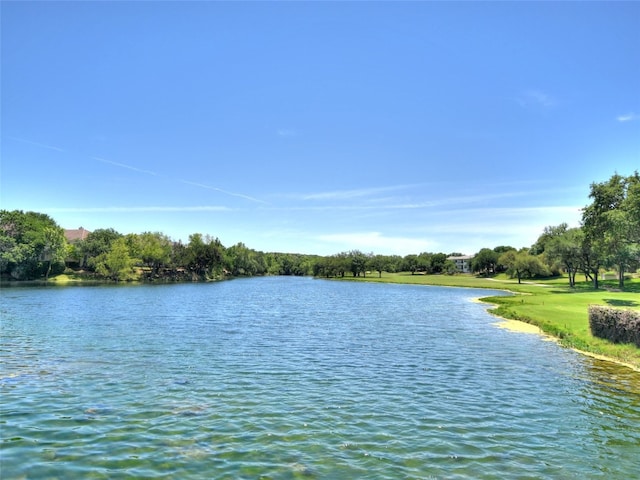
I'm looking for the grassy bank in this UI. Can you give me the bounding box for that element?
[1,271,119,287]
[333,272,640,370]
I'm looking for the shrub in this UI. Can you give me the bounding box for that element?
[588,305,640,347]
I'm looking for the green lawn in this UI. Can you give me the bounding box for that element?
[333,272,640,370]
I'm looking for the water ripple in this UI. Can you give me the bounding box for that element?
[1,278,639,479]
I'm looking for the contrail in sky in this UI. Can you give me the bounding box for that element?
[6,136,65,152]
[10,136,265,204]
[93,156,267,204]
[42,206,232,213]
[179,180,268,204]
[93,157,160,176]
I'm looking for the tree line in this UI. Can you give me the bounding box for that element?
[0,215,320,282]
[1,172,638,287]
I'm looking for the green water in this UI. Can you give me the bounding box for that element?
[1,277,639,479]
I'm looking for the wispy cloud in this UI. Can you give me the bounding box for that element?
[291,182,572,206]
[280,187,560,213]
[300,184,418,201]
[517,89,556,109]
[41,206,232,213]
[93,157,160,176]
[92,156,266,204]
[407,206,583,239]
[179,180,268,204]
[424,205,583,219]
[317,231,433,255]
[617,112,639,122]
[277,129,297,137]
[6,136,65,152]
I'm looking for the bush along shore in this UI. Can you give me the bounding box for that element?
[333,272,640,371]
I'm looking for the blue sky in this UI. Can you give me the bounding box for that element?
[2,1,639,256]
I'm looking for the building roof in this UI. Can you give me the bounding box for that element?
[64,227,90,242]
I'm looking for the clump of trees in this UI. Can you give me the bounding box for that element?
[0,211,319,282]
[2,172,638,286]
[582,172,639,288]
[311,251,460,278]
[0,210,67,280]
[312,172,640,288]
[518,171,640,289]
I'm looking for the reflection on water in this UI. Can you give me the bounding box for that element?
[1,277,639,479]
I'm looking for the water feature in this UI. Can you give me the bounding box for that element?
[1,277,639,479]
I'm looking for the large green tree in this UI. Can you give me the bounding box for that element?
[94,237,137,281]
[42,226,68,280]
[472,248,499,275]
[225,242,264,276]
[368,254,389,278]
[429,253,448,274]
[498,249,550,284]
[582,172,640,288]
[402,254,419,274]
[579,234,604,289]
[540,223,583,287]
[348,250,368,277]
[78,228,123,270]
[0,210,67,280]
[181,234,225,279]
[134,232,173,274]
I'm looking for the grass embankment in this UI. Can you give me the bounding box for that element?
[335,273,640,370]
[47,272,96,284]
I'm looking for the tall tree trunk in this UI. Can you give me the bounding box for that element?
[619,266,625,289]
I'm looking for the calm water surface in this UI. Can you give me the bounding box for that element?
[1,277,639,479]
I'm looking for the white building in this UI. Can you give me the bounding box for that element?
[447,255,474,273]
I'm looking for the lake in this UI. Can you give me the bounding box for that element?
[1,276,639,479]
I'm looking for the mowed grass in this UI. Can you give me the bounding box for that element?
[334,272,640,369]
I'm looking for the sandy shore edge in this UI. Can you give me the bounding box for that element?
[471,297,640,372]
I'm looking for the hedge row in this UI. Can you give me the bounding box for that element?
[588,305,640,347]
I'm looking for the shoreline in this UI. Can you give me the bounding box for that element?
[472,297,640,372]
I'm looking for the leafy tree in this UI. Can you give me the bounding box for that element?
[331,252,350,277]
[270,253,309,276]
[79,228,122,270]
[403,254,419,274]
[226,242,262,276]
[184,234,225,279]
[349,250,368,277]
[429,253,448,273]
[494,246,516,272]
[42,226,67,280]
[94,237,137,281]
[368,254,389,278]
[582,172,640,288]
[417,252,433,273]
[386,255,402,273]
[0,210,67,280]
[493,245,515,255]
[471,248,499,275]
[136,232,173,274]
[628,176,640,243]
[312,252,348,278]
[579,234,604,289]
[541,224,583,287]
[443,259,458,275]
[499,249,550,284]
